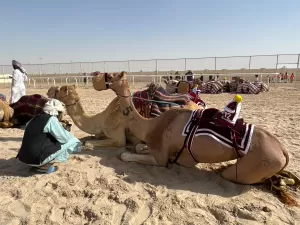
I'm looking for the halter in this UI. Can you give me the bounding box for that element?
[104,73,110,89]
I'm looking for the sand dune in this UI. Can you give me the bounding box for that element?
[0,86,299,225]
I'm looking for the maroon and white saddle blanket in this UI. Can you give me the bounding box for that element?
[182,109,255,156]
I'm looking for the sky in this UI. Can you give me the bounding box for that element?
[0,0,300,68]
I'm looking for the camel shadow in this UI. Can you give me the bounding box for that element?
[77,148,259,198]
[0,137,23,142]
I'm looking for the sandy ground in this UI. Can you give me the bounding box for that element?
[0,85,300,225]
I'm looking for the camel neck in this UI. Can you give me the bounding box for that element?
[65,101,102,134]
[116,88,152,142]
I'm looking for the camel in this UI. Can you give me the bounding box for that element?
[91,71,289,186]
[53,82,205,149]
[0,99,14,128]
[0,91,70,129]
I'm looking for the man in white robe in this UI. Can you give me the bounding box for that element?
[10,60,28,104]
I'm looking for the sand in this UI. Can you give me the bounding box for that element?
[0,85,300,225]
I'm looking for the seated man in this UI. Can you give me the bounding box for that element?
[16,99,82,173]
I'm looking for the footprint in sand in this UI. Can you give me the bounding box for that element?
[7,200,31,218]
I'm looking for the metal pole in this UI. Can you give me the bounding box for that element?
[184,58,187,71]
[156,60,158,75]
[248,56,252,80]
[59,64,62,84]
[296,54,300,85]
[275,55,279,86]
[39,58,42,88]
[104,62,106,73]
[214,57,217,71]
[128,61,130,73]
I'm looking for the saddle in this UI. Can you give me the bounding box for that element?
[170,108,249,164]
[197,108,245,154]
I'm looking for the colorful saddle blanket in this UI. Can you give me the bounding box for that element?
[10,94,49,125]
[182,109,255,156]
[133,87,191,117]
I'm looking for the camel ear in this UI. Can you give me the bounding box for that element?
[163,79,168,84]
[120,71,127,78]
[72,84,76,89]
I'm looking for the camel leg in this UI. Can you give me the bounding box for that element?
[86,126,127,149]
[85,138,124,149]
[120,151,159,166]
[221,149,287,185]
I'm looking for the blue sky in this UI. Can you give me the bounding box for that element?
[0,0,299,65]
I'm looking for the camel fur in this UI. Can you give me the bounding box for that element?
[92,71,290,185]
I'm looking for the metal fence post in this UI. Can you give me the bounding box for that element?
[248,56,252,80]
[214,57,217,70]
[296,54,300,86]
[156,60,158,75]
[128,60,130,73]
[184,58,187,71]
[275,55,279,86]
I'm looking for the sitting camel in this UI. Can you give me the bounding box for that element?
[92,71,289,186]
[52,82,205,149]
[0,92,70,129]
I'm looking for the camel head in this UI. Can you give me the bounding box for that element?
[47,86,60,99]
[164,79,179,94]
[91,71,129,96]
[56,85,80,106]
[177,81,192,94]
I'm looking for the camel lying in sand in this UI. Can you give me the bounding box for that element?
[0,91,70,129]
[92,71,289,185]
[0,100,14,128]
[52,83,205,149]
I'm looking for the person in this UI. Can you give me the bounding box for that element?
[290,73,295,83]
[10,60,28,104]
[185,70,194,82]
[16,99,82,173]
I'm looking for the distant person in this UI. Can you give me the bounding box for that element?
[284,72,288,83]
[185,70,194,82]
[290,73,295,83]
[16,99,82,173]
[10,60,28,104]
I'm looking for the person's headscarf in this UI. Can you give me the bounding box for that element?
[12,60,27,75]
[43,99,65,116]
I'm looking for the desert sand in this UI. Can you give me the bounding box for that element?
[0,85,300,225]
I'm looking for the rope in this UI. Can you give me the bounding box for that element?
[131,96,181,106]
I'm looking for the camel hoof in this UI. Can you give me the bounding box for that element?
[84,142,94,150]
[135,143,148,154]
[120,151,132,162]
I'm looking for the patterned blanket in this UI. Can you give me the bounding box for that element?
[236,83,260,94]
[133,86,190,117]
[201,81,223,94]
[253,81,269,92]
[9,94,49,125]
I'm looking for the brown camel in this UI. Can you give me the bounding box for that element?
[92,71,289,185]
